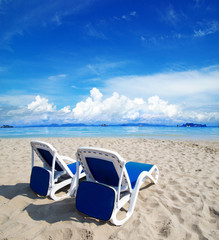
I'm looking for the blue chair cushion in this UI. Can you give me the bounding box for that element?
[30,166,51,196]
[76,181,115,221]
[125,162,154,189]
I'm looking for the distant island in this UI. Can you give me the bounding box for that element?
[1,125,13,128]
[15,123,170,128]
[1,123,211,128]
[177,123,207,127]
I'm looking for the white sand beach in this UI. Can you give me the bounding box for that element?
[0,138,219,240]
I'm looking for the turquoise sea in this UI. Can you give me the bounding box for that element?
[0,126,219,140]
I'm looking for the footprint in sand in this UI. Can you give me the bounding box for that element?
[159,218,172,238]
[79,229,94,240]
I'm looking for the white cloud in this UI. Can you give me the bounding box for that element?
[72,88,146,122]
[160,5,179,26]
[0,1,94,51]
[104,66,219,105]
[166,6,178,25]
[71,88,219,124]
[148,96,179,117]
[1,83,219,125]
[0,94,35,106]
[85,23,107,39]
[60,106,71,113]
[3,95,71,125]
[90,87,103,101]
[194,21,219,37]
[48,74,67,80]
[7,107,27,116]
[182,111,219,123]
[113,11,137,21]
[130,11,136,17]
[72,88,182,123]
[28,95,56,112]
[51,14,62,26]
[86,61,125,76]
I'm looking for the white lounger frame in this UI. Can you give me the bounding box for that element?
[31,140,85,201]
[76,147,159,225]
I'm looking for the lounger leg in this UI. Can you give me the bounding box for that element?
[110,170,158,226]
[110,187,141,225]
[50,178,72,201]
[148,165,159,184]
[69,176,77,197]
[110,194,132,226]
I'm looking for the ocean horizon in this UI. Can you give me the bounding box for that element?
[0,125,218,140]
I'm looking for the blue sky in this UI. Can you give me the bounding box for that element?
[0,0,219,126]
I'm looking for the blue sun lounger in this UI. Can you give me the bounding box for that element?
[75,147,159,225]
[30,140,85,200]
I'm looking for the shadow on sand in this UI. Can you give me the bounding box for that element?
[0,182,107,226]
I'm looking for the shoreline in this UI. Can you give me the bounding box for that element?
[1,136,219,144]
[0,138,219,239]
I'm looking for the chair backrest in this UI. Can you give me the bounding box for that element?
[76,147,132,190]
[31,140,73,177]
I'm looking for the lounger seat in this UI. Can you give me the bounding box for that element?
[125,162,155,188]
[75,147,159,225]
[67,162,78,174]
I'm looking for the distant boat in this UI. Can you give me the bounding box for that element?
[101,124,108,127]
[1,125,13,128]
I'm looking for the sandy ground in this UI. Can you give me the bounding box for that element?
[0,138,219,240]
